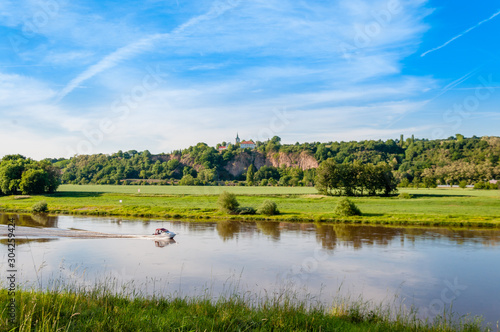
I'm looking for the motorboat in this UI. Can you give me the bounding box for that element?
[153,228,176,239]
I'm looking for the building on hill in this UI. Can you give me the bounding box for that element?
[240,140,256,149]
[235,133,240,145]
[218,145,228,151]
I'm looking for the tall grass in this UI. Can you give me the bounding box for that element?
[0,278,488,332]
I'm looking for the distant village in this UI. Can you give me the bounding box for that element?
[217,133,256,151]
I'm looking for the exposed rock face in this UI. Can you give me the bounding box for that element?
[156,150,319,178]
[223,151,318,177]
[266,151,319,170]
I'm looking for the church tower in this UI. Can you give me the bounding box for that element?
[236,133,240,145]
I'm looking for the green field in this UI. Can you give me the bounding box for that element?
[1,185,499,226]
[57,184,319,195]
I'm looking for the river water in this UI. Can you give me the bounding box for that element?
[1,213,499,326]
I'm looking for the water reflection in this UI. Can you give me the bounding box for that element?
[1,214,499,249]
[0,238,57,246]
[0,213,58,228]
[255,221,280,240]
[154,239,176,248]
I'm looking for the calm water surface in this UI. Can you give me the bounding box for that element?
[1,213,499,325]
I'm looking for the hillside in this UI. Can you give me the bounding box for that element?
[48,135,500,187]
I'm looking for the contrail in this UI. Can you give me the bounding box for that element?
[421,9,500,57]
[55,0,240,102]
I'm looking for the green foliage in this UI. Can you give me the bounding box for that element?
[459,180,468,189]
[258,200,280,215]
[334,198,361,216]
[398,192,413,199]
[423,176,437,189]
[246,164,255,186]
[32,201,48,213]
[0,155,60,195]
[179,174,199,186]
[217,191,240,213]
[25,135,500,189]
[474,181,499,190]
[316,160,397,196]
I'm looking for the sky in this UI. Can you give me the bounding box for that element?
[0,0,499,160]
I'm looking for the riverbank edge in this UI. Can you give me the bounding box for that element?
[0,289,486,331]
[1,205,499,228]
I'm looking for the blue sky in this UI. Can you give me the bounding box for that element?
[0,0,499,159]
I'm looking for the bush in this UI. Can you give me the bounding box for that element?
[459,180,468,189]
[474,181,486,189]
[258,200,280,216]
[398,192,412,199]
[217,191,239,213]
[238,207,256,215]
[32,201,48,213]
[334,198,361,217]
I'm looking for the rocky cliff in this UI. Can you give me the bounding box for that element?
[224,151,318,177]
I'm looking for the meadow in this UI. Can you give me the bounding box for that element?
[0,185,499,227]
[0,286,486,332]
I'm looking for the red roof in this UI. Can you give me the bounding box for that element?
[240,140,255,145]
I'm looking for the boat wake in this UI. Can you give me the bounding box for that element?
[0,225,163,240]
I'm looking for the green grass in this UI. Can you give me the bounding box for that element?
[57,184,318,195]
[0,185,499,227]
[0,287,486,332]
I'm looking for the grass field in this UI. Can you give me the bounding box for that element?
[1,185,499,226]
[57,184,319,195]
[0,287,486,332]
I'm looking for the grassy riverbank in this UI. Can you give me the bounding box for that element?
[0,185,499,227]
[0,288,486,332]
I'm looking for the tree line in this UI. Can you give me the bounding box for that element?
[2,135,499,195]
[315,160,397,196]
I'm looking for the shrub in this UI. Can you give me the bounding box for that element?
[334,198,361,217]
[459,180,467,189]
[217,191,239,213]
[258,200,280,216]
[473,181,486,189]
[238,207,256,215]
[32,201,48,213]
[398,192,412,199]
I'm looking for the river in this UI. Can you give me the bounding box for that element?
[1,213,499,326]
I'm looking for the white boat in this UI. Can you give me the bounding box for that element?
[153,228,176,239]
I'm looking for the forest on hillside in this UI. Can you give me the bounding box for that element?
[35,134,500,189]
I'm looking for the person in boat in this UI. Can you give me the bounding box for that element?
[154,228,169,235]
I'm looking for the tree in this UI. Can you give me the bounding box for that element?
[0,159,26,194]
[19,169,49,194]
[315,159,340,195]
[246,164,255,185]
[198,168,216,183]
[0,155,60,195]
